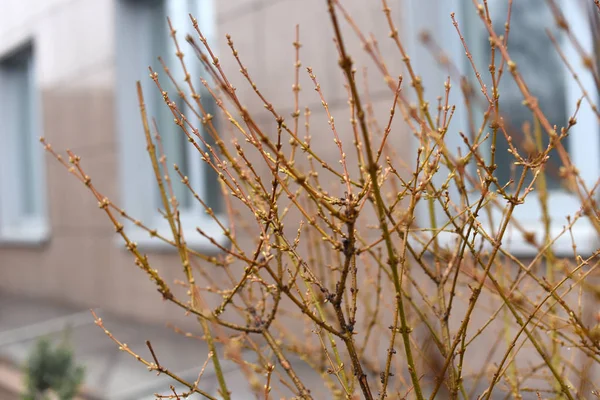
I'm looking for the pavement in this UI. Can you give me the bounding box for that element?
[0,292,549,399]
[0,291,251,399]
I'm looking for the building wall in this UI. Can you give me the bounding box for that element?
[0,0,410,326]
[0,0,118,305]
[0,0,177,325]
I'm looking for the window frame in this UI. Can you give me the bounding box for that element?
[0,42,49,246]
[115,0,226,252]
[406,0,600,256]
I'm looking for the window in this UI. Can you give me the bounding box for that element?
[116,0,225,251]
[0,43,49,245]
[407,0,599,254]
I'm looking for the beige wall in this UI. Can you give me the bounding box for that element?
[0,0,176,324]
[0,0,410,327]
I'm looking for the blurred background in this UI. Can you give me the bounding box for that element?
[0,0,597,399]
[0,0,392,398]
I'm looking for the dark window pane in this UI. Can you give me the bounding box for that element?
[199,89,222,214]
[470,0,569,190]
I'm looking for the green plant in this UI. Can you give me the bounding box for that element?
[22,337,85,400]
[42,0,600,398]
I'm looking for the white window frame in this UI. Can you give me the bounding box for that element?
[0,42,49,245]
[115,0,226,251]
[406,0,599,256]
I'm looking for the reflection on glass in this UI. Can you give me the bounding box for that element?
[12,54,36,217]
[199,89,222,215]
[144,0,221,216]
[150,0,192,210]
[471,0,569,190]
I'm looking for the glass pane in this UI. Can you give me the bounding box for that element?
[156,95,192,210]
[199,89,222,214]
[12,55,36,217]
[149,0,193,211]
[142,0,222,215]
[467,0,569,190]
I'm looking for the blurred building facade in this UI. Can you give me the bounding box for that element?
[0,0,407,326]
[1,0,600,398]
[1,0,598,322]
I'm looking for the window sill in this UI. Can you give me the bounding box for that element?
[0,224,50,247]
[413,221,599,258]
[489,223,598,257]
[116,216,229,254]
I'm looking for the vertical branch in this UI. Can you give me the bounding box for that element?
[137,82,231,400]
[326,1,423,399]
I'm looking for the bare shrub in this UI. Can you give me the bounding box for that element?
[42,0,600,398]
